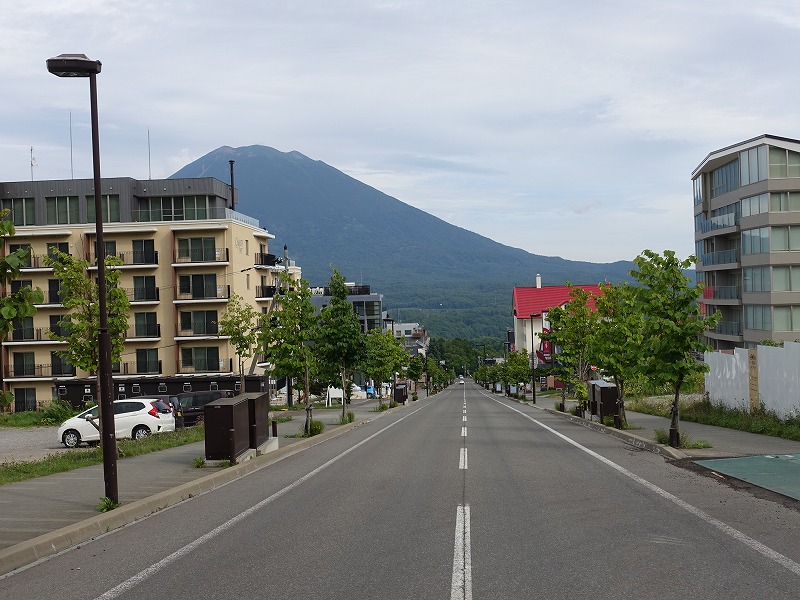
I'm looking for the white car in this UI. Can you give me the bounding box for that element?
[57,399,176,448]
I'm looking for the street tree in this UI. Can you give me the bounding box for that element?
[0,215,44,410]
[406,354,425,393]
[630,249,720,447]
[315,268,364,420]
[43,248,129,380]
[260,275,318,424]
[539,283,599,410]
[503,349,532,396]
[592,282,644,427]
[361,329,408,404]
[217,292,260,394]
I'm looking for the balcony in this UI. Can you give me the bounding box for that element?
[132,207,259,227]
[8,327,65,342]
[126,324,161,339]
[176,323,219,337]
[256,285,277,299]
[112,360,162,375]
[702,285,742,301]
[126,287,160,302]
[710,320,743,336]
[174,247,229,264]
[255,253,280,267]
[699,249,740,266]
[179,358,233,374]
[699,214,739,234]
[175,285,230,302]
[91,250,159,266]
[5,363,76,378]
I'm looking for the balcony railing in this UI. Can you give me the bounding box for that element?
[699,214,739,234]
[175,285,230,301]
[699,249,740,266]
[5,363,76,378]
[176,323,219,336]
[710,320,742,336]
[131,207,259,227]
[91,250,159,266]
[255,253,280,267]
[179,358,233,373]
[9,327,66,342]
[125,287,160,302]
[702,285,741,300]
[256,285,277,298]
[126,324,161,338]
[111,360,162,375]
[174,247,229,264]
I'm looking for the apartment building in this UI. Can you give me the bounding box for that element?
[694,134,800,350]
[310,283,383,332]
[1,176,299,411]
[386,321,429,357]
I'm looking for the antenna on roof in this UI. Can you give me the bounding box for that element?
[229,160,235,209]
[148,128,152,180]
[70,112,74,179]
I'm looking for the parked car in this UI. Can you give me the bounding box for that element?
[176,390,234,426]
[57,399,175,448]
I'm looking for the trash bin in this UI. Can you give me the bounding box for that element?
[248,393,270,448]
[588,380,618,423]
[394,383,408,404]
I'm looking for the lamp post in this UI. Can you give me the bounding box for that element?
[383,315,395,403]
[530,313,539,405]
[47,54,117,504]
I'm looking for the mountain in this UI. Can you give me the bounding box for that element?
[170,145,635,338]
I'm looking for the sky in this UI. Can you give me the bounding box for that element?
[3,0,800,263]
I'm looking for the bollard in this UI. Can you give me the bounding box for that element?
[271,419,278,438]
[228,428,237,465]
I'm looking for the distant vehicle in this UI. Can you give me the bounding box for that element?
[459,380,465,385]
[57,399,175,448]
[177,390,234,426]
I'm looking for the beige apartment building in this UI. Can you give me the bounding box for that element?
[1,176,299,411]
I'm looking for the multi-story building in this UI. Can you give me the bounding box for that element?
[386,321,429,357]
[693,134,800,350]
[310,283,383,332]
[1,176,299,411]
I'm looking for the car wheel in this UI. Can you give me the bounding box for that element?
[132,425,151,440]
[62,429,81,448]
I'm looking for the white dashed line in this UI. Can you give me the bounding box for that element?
[450,504,472,600]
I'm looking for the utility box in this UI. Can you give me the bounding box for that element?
[588,380,618,422]
[248,393,270,449]
[204,396,250,461]
[394,383,408,404]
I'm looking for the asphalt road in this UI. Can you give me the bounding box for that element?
[2,383,799,599]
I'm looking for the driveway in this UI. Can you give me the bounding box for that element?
[0,426,67,463]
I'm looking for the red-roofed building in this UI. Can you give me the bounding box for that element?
[512,275,602,365]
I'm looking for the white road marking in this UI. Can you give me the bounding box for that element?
[91,403,433,600]
[463,415,467,422]
[450,504,472,600]
[487,394,800,578]
[461,426,467,437]
[459,448,468,470]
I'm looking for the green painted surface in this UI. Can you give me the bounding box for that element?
[695,454,800,501]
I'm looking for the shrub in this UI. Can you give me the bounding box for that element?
[40,399,75,426]
[389,400,398,408]
[309,419,325,436]
[193,456,206,468]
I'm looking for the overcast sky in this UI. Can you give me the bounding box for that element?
[3,1,799,263]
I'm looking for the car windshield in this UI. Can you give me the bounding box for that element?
[79,406,100,419]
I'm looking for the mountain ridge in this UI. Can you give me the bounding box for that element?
[170,145,636,337]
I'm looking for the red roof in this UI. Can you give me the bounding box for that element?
[513,285,603,318]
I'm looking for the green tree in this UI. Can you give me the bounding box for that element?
[315,268,365,420]
[539,284,599,411]
[592,282,644,427]
[406,354,424,392]
[260,276,318,404]
[217,292,260,393]
[0,215,44,410]
[43,248,129,376]
[361,329,408,403]
[630,250,720,447]
[503,350,532,396]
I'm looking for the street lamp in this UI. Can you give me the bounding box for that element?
[530,313,540,405]
[47,54,117,504]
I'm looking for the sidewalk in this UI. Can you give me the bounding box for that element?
[0,396,391,575]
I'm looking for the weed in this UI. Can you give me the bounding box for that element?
[654,428,712,449]
[97,496,119,512]
[389,401,398,408]
[217,460,232,468]
[273,414,294,423]
[193,456,206,468]
[339,411,355,425]
[309,419,325,436]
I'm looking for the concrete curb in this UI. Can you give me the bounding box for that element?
[537,405,688,460]
[0,409,389,577]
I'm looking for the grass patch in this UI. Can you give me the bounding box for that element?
[273,414,294,423]
[339,411,355,425]
[654,428,712,449]
[309,419,325,436]
[97,496,119,512]
[0,400,79,427]
[0,425,206,486]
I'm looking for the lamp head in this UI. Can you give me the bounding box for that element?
[47,54,101,77]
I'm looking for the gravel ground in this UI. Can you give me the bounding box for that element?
[0,426,67,464]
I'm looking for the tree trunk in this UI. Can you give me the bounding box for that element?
[341,366,347,421]
[669,381,682,448]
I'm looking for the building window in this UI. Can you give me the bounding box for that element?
[133,275,157,301]
[773,306,800,331]
[743,267,771,292]
[136,349,159,374]
[742,227,770,255]
[693,176,704,206]
[134,312,159,337]
[744,305,772,330]
[769,192,800,212]
[2,197,35,226]
[181,346,220,371]
[8,244,32,267]
[741,193,769,217]
[50,314,68,337]
[179,274,217,298]
[739,145,768,186]
[768,147,800,179]
[134,195,209,222]
[12,316,34,341]
[51,351,75,376]
[86,194,120,223]
[179,310,218,334]
[177,237,216,262]
[13,352,36,377]
[132,239,156,264]
[770,226,800,252]
[14,388,37,412]
[711,160,739,199]
[45,196,80,224]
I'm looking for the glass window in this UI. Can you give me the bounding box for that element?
[45,196,79,224]
[794,307,800,331]
[789,150,800,178]
[773,227,789,251]
[770,147,788,178]
[774,267,790,291]
[791,227,800,251]
[774,306,791,331]
[759,146,768,180]
[86,195,121,223]
[792,267,800,291]
[2,198,35,226]
[771,192,788,212]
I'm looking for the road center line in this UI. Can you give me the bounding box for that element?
[486,393,800,577]
[461,426,467,437]
[92,402,433,600]
[450,504,472,600]
[459,448,468,470]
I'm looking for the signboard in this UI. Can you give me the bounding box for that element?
[748,348,759,411]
